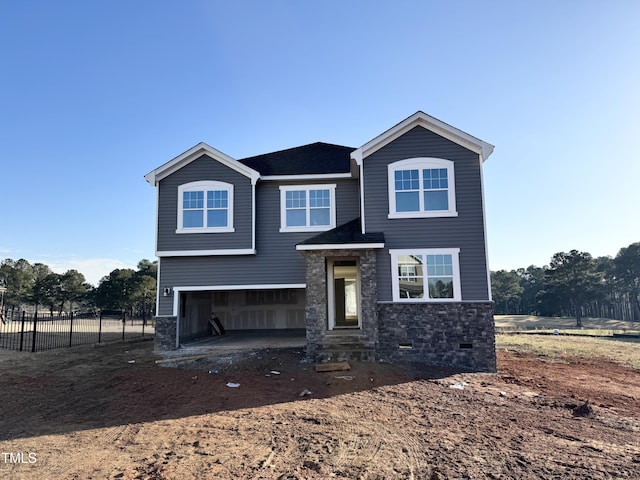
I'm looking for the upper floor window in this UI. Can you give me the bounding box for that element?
[177,181,234,233]
[390,248,461,302]
[388,158,457,218]
[279,184,336,232]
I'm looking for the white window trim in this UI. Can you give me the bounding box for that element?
[388,158,457,219]
[389,248,462,302]
[177,180,235,234]
[279,184,336,233]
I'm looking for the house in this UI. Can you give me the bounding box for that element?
[144,111,496,372]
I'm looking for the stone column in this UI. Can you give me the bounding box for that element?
[302,252,327,359]
[154,316,178,351]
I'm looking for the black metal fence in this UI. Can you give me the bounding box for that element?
[0,311,154,352]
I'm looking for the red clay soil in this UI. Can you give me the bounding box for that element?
[0,340,638,479]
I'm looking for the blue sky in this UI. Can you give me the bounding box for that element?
[1,1,639,285]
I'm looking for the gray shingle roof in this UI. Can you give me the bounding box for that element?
[238,142,354,176]
[297,218,385,247]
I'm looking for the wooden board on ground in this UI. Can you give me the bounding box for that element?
[315,362,351,372]
[209,317,225,336]
[155,354,215,364]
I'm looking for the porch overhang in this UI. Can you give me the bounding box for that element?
[296,243,384,251]
[295,218,385,251]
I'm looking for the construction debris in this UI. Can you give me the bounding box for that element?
[314,362,351,373]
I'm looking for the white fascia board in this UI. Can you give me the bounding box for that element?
[144,142,260,186]
[174,284,306,292]
[156,248,256,257]
[350,111,494,163]
[260,173,352,181]
[296,243,385,251]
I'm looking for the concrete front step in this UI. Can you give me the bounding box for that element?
[318,344,377,363]
[314,331,378,362]
[316,348,378,363]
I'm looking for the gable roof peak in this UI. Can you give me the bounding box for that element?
[144,142,260,186]
[351,111,494,164]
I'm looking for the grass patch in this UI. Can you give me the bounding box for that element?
[495,315,639,332]
[500,329,640,337]
[496,333,640,370]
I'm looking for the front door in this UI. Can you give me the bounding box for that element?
[327,259,360,329]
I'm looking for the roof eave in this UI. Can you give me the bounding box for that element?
[296,242,385,251]
[351,111,494,163]
[144,142,260,186]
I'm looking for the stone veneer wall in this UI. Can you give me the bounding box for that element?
[377,302,496,372]
[302,249,379,361]
[154,316,178,351]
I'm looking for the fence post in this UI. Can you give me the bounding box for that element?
[69,311,74,347]
[19,311,25,352]
[122,314,126,341]
[31,311,38,353]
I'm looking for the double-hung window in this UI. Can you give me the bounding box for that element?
[177,181,234,233]
[390,248,461,301]
[279,184,336,232]
[388,158,457,218]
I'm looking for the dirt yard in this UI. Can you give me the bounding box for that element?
[0,339,639,479]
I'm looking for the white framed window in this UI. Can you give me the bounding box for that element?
[279,184,336,232]
[177,181,234,233]
[390,248,461,302]
[388,158,457,218]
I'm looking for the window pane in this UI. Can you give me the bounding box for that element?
[207,209,227,227]
[286,209,306,227]
[423,168,449,189]
[309,189,330,208]
[310,207,330,226]
[207,190,228,209]
[396,191,420,212]
[398,255,423,277]
[286,190,306,208]
[428,277,454,298]
[183,210,203,228]
[183,191,204,209]
[398,254,423,298]
[399,277,424,298]
[424,190,448,211]
[396,169,419,190]
[427,254,453,270]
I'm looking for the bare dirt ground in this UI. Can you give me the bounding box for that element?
[0,339,639,480]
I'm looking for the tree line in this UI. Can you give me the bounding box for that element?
[491,242,640,326]
[0,258,157,320]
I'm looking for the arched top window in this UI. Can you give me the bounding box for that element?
[177,181,234,233]
[387,158,457,218]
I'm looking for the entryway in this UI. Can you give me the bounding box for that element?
[327,258,360,329]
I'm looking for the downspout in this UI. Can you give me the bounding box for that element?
[351,150,365,233]
[154,185,161,315]
[251,177,258,252]
[479,153,493,302]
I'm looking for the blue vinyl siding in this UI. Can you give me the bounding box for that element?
[157,177,360,315]
[157,155,253,252]
[363,126,490,301]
